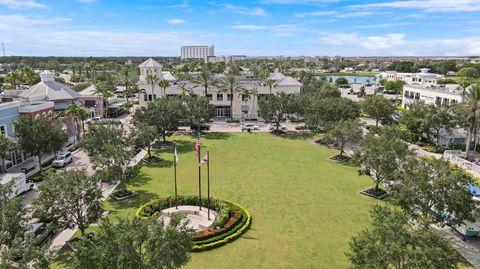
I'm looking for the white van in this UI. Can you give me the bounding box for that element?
[0,173,34,199]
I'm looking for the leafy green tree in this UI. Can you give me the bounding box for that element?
[400,101,429,142]
[5,71,22,89]
[133,98,184,142]
[0,134,15,173]
[305,98,360,131]
[1,236,50,269]
[22,66,37,86]
[458,67,479,78]
[353,133,411,191]
[388,61,416,72]
[193,67,215,96]
[71,217,192,269]
[182,95,215,128]
[82,123,134,182]
[325,120,363,157]
[65,104,85,142]
[0,183,26,247]
[258,92,294,132]
[393,157,476,228]
[132,121,157,158]
[33,169,102,236]
[361,95,396,126]
[346,205,460,269]
[158,79,170,97]
[218,74,245,118]
[425,105,454,145]
[14,115,67,172]
[384,80,404,97]
[335,77,348,86]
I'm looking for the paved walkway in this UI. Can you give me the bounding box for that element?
[49,149,148,251]
[435,226,480,269]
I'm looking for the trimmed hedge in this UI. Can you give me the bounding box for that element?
[135,195,251,251]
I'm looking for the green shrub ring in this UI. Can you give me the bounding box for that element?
[135,196,251,251]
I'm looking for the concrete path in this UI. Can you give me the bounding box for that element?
[435,226,480,269]
[49,149,147,251]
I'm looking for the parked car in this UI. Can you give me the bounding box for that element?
[86,116,103,124]
[241,123,259,132]
[268,123,286,131]
[190,123,210,131]
[52,151,73,168]
[28,222,56,246]
[0,173,34,199]
[374,86,385,93]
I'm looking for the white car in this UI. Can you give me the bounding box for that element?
[268,123,286,131]
[52,151,73,168]
[241,123,259,131]
[86,116,103,124]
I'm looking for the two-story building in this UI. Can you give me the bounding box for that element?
[376,68,444,85]
[402,84,462,108]
[137,58,302,119]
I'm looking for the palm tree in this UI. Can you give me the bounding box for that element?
[94,81,115,118]
[193,67,215,96]
[158,79,170,97]
[249,87,259,119]
[146,74,158,102]
[89,60,97,82]
[178,81,196,98]
[238,88,251,119]
[65,104,83,142]
[218,74,245,119]
[0,134,15,173]
[77,108,89,137]
[5,71,22,89]
[265,78,276,94]
[22,66,35,86]
[464,84,480,158]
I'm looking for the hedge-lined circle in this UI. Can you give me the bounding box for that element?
[136,195,251,251]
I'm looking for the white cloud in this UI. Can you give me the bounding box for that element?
[233,24,269,30]
[294,10,337,17]
[353,22,413,29]
[167,19,185,25]
[168,1,194,12]
[336,11,375,18]
[0,15,70,29]
[0,0,46,9]
[260,0,341,4]
[350,0,480,13]
[219,3,267,16]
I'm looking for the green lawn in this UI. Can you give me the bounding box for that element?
[51,132,473,269]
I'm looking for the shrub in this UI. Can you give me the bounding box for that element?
[30,168,56,182]
[295,125,307,130]
[41,158,54,168]
[423,145,446,154]
[226,119,240,123]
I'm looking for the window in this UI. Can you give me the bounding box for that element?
[242,94,249,101]
[206,94,213,101]
[227,94,233,101]
[0,125,6,136]
[153,94,157,100]
[217,94,224,101]
[144,94,148,101]
[84,100,96,107]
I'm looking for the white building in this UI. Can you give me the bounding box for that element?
[402,84,462,108]
[136,58,302,119]
[181,45,214,61]
[376,68,444,85]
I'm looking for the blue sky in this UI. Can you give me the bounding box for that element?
[0,0,479,56]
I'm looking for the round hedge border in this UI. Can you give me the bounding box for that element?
[135,196,251,251]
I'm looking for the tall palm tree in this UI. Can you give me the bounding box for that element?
[89,60,97,82]
[22,66,35,86]
[265,78,276,94]
[0,134,15,173]
[249,87,259,119]
[193,67,215,96]
[65,104,82,143]
[119,66,137,100]
[5,71,22,89]
[464,84,480,158]
[218,74,245,119]
[158,79,170,97]
[146,74,158,102]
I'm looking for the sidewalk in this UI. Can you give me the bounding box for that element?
[49,149,148,251]
[435,226,480,269]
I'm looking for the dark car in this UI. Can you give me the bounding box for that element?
[190,123,210,131]
[29,222,56,246]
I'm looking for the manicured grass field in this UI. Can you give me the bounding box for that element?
[51,132,473,268]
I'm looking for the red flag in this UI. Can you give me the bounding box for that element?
[195,138,200,158]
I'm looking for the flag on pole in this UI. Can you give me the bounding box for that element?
[199,154,208,166]
[174,144,179,163]
[195,137,200,158]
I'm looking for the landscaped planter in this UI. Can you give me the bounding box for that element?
[110,188,138,201]
[136,195,251,251]
[142,156,162,164]
[360,187,389,200]
[329,155,351,162]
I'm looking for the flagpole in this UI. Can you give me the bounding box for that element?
[174,142,178,209]
[197,129,202,211]
[207,150,210,220]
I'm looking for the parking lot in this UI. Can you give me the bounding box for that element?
[339,84,399,102]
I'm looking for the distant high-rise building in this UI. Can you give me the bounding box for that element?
[181,45,214,61]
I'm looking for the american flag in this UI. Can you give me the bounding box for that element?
[195,137,200,158]
[199,154,208,167]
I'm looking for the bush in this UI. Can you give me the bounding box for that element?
[226,119,240,123]
[30,168,56,182]
[41,158,54,168]
[361,187,388,199]
[295,125,307,130]
[423,145,446,154]
[289,117,305,123]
